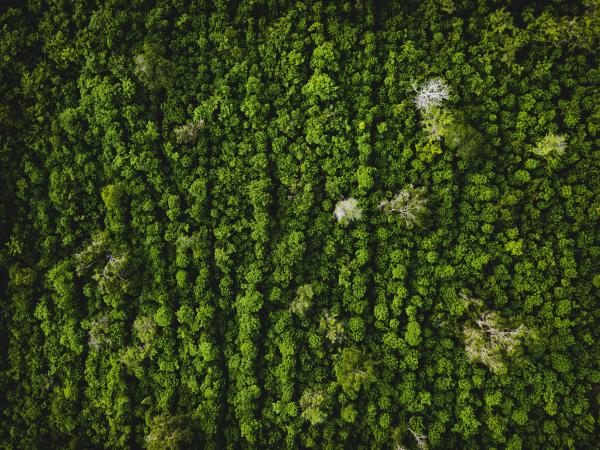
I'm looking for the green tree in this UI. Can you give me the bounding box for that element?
[145,415,193,450]
[320,311,344,344]
[300,389,327,425]
[334,347,375,397]
[290,284,313,317]
[134,41,176,91]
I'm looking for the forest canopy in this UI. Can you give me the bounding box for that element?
[1,0,599,449]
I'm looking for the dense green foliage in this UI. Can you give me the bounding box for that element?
[1,0,599,448]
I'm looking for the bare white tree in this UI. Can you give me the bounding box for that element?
[391,427,407,450]
[92,252,130,294]
[74,232,108,275]
[413,78,450,111]
[464,311,531,373]
[476,312,530,353]
[379,185,427,228]
[420,105,456,142]
[134,315,157,346]
[408,427,428,450]
[134,53,149,79]
[334,197,363,225]
[103,254,127,280]
[464,326,504,373]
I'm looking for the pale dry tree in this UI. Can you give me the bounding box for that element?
[420,105,455,142]
[145,414,193,450]
[531,133,567,158]
[134,315,157,345]
[92,253,129,294]
[464,311,531,373]
[475,312,530,354]
[408,427,428,450]
[134,53,150,79]
[390,427,407,450]
[334,197,363,225]
[413,78,450,111]
[74,232,108,275]
[379,185,428,228]
[176,234,195,251]
[174,118,204,144]
[100,254,128,281]
[464,326,505,373]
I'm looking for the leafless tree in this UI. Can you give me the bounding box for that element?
[413,78,450,111]
[464,311,531,373]
[391,427,407,450]
[408,427,428,450]
[134,315,157,346]
[458,291,484,314]
[92,253,129,294]
[379,185,427,228]
[74,232,108,275]
[102,254,127,280]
